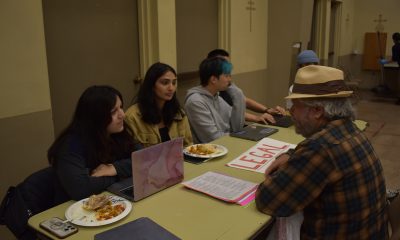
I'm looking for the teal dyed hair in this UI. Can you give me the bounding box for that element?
[199,57,233,86]
[221,60,232,75]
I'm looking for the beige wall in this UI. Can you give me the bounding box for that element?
[0,111,54,239]
[0,1,51,118]
[0,0,53,198]
[0,1,53,238]
[43,0,141,135]
[176,0,218,73]
[338,0,356,56]
[179,0,314,109]
[337,0,400,89]
[229,0,268,74]
[139,0,178,73]
[338,0,400,57]
[175,0,272,109]
[353,0,400,57]
[299,0,315,49]
[157,0,177,69]
[266,0,314,107]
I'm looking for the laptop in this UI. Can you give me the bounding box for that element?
[230,125,278,141]
[94,217,181,240]
[107,138,184,202]
[269,114,293,128]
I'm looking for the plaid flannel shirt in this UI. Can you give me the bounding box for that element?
[255,119,388,239]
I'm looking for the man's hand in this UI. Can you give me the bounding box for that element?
[275,106,287,115]
[258,113,276,124]
[91,164,117,177]
[266,106,287,115]
[264,153,290,176]
[379,58,389,65]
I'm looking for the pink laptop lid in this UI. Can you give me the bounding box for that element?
[131,138,184,201]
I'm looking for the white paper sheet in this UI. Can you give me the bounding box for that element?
[227,138,297,173]
[182,171,258,202]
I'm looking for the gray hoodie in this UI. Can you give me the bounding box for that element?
[184,84,245,143]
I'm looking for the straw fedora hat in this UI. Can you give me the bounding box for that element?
[286,65,353,99]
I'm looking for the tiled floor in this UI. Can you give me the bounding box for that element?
[354,90,400,190]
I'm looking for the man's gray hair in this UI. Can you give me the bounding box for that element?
[301,98,356,121]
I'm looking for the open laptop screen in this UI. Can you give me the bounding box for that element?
[107,138,184,202]
[132,137,184,201]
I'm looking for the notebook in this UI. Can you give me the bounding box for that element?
[230,125,278,141]
[107,138,184,202]
[94,217,181,240]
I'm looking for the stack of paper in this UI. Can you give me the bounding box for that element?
[227,138,296,174]
[182,171,258,205]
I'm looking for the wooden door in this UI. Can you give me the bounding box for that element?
[362,32,387,71]
[43,0,140,135]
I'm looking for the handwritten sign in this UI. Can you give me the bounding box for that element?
[227,138,296,173]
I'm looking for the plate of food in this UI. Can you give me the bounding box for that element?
[183,144,228,159]
[65,194,131,227]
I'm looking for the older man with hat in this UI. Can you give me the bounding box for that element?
[255,65,388,239]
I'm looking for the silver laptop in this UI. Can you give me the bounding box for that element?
[107,138,184,202]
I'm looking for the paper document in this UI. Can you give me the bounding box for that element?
[227,138,296,173]
[182,171,258,203]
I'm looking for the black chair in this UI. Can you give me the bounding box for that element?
[389,195,400,240]
[1,167,57,240]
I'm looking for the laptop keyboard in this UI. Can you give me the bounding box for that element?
[120,186,134,197]
[270,115,293,128]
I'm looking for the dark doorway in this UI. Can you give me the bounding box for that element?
[42,0,140,135]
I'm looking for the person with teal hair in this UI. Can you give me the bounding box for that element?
[207,49,286,124]
[184,57,245,143]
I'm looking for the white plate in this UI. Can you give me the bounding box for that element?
[65,195,131,227]
[183,144,228,159]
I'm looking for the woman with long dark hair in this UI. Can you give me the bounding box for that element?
[125,62,192,147]
[48,85,138,201]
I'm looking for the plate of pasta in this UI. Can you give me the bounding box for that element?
[183,144,228,159]
[65,194,131,227]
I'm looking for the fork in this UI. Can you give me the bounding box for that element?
[63,215,87,223]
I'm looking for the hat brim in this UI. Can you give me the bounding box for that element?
[285,90,353,99]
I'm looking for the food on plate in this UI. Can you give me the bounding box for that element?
[82,194,111,210]
[187,144,217,155]
[81,195,127,221]
[95,204,126,221]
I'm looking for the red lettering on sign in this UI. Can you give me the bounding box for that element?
[240,155,267,164]
[257,144,288,154]
[249,151,273,159]
[229,163,261,170]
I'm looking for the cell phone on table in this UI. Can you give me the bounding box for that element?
[40,217,78,238]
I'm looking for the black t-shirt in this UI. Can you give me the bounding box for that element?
[159,127,171,142]
[392,42,400,65]
[219,91,233,106]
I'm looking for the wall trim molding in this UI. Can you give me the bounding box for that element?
[138,0,158,77]
[314,0,330,61]
[138,0,177,77]
[218,0,231,51]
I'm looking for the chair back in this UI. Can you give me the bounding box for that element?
[389,196,400,240]
[20,167,56,213]
[0,167,57,239]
